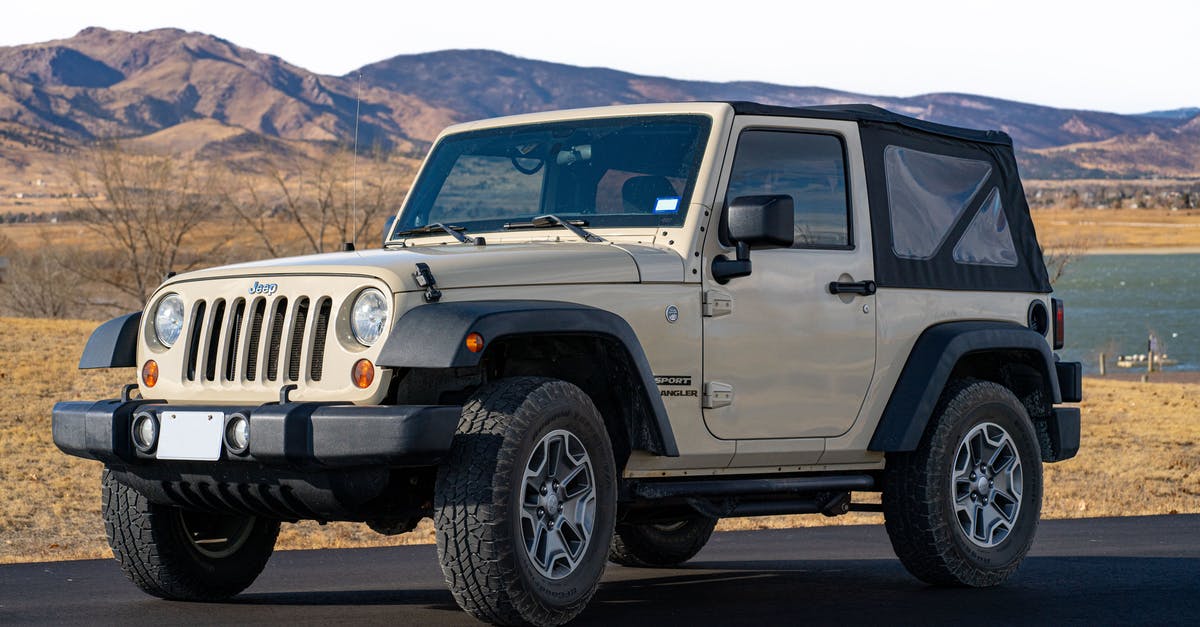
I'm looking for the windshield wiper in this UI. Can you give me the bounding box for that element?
[502,214,605,243]
[394,223,484,246]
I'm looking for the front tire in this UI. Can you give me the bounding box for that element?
[609,515,717,567]
[101,469,280,600]
[434,377,617,626]
[883,379,1043,587]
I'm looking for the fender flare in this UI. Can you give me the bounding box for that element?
[868,321,1061,452]
[79,312,141,369]
[378,300,679,457]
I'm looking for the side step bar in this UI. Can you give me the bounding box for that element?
[631,474,875,500]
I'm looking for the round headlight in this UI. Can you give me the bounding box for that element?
[351,288,388,346]
[153,293,185,347]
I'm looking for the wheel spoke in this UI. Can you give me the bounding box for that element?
[979,500,1011,543]
[986,439,1009,471]
[564,490,596,537]
[558,514,587,554]
[547,436,565,479]
[528,518,546,555]
[554,527,577,570]
[559,462,588,492]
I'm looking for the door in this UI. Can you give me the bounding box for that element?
[702,119,876,440]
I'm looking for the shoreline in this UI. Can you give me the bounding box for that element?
[1085,372,1200,384]
[1076,246,1200,255]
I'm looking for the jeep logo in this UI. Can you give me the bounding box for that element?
[249,280,279,295]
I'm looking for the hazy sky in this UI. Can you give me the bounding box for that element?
[2,0,1195,114]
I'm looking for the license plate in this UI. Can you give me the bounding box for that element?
[157,411,225,461]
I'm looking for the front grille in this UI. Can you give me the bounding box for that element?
[245,299,266,381]
[287,298,309,382]
[204,300,226,382]
[311,298,332,381]
[265,298,287,382]
[185,301,206,382]
[225,299,245,381]
[182,293,332,386]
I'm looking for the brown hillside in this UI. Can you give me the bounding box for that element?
[0,28,1195,183]
[1028,126,1200,178]
[0,27,457,148]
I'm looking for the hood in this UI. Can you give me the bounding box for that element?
[165,242,682,292]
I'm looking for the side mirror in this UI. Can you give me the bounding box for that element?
[382,215,397,247]
[711,195,794,283]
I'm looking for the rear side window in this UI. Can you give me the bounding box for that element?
[953,187,1018,267]
[884,146,991,259]
[725,130,850,249]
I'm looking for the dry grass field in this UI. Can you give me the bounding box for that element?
[2,317,1197,564]
[1031,207,1200,252]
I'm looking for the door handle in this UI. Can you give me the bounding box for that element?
[828,280,876,296]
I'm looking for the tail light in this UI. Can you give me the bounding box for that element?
[1051,298,1065,350]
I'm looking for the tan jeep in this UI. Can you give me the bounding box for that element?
[54,102,1082,626]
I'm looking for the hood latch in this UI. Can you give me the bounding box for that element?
[413,263,443,303]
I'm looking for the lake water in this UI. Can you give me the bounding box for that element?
[1053,254,1199,373]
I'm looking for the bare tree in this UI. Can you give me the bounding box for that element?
[225,146,412,257]
[0,231,14,290]
[67,142,229,307]
[1042,235,1092,285]
[0,231,84,318]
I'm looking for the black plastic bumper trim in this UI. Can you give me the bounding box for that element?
[1046,406,1080,462]
[53,399,462,469]
[1056,360,1083,403]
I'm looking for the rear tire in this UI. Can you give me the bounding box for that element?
[102,469,280,600]
[609,515,717,567]
[434,377,617,626]
[883,379,1042,587]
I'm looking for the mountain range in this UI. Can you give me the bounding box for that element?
[1,27,1198,180]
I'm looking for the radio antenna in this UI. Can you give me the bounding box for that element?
[349,70,363,251]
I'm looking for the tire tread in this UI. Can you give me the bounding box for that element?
[435,376,613,626]
[102,469,279,601]
[882,379,1042,587]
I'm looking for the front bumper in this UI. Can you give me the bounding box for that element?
[52,398,462,521]
[53,398,462,468]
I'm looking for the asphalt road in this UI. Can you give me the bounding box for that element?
[3,515,1197,625]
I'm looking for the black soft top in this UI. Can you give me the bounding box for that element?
[726,101,1014,146]
[724,101,1051,293]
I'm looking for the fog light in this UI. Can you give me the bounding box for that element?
[142,360,159,387]
[465,332,485,353]
[225,413,250,455]
[352,359,375,389]
[131,412,158,453]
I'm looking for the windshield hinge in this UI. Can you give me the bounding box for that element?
[412,263,442,303]
[702,381,734,409]
[702,290,732,317]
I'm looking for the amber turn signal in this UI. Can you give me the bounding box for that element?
[465,332,485,353]
[142,360,159,388]
[352,359,375,389]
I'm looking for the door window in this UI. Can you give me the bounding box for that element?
[725,131,851,249]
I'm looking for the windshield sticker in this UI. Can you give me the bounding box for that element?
[653,197,681,214]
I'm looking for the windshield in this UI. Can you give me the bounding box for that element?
[392,114,712,238]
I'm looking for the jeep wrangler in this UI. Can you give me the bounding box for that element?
[53,102,1082,625]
